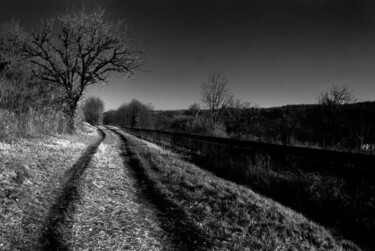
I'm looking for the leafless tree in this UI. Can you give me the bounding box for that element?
[116,99,153,128]
[0,21,53,112]
[318,85,357,105]
[0,20,27,70]
[201,73,234,130]
[24,8,143,133]
[187,103,200,119]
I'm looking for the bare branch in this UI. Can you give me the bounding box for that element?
[318,84,357,105]
[23,7,143,133]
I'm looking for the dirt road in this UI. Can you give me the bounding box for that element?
[1,126,358,250]
[39,126,183,250]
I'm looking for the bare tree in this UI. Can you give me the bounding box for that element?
[0,21,59,112]
[24,8,142,133]
[115,99,152,128]
[186,103,201,132]
[82,97,104,126]
[318,85,357,105]
[201,73,234,130]
[187,103,200,121]
[0,20,27,69]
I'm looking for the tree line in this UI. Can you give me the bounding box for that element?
[104,72,374,153]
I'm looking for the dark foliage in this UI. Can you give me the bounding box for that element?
[103,99,153,129]
[142,101,375,153]
[82,97,104,126]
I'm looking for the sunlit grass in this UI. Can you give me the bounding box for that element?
[122,131,359,250]
[0,128,98,250]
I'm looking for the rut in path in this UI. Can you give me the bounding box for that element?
[40,129,105,251]
[108,127,208,250]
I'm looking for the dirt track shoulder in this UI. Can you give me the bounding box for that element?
[0,131,100,250]
[41,129,105,250]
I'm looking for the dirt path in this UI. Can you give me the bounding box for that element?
[67,127,181,250]
[40,129,105,250]
[107,126,206,250]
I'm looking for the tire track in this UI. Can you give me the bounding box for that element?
[107,126,207,250]
[40,128,105,251]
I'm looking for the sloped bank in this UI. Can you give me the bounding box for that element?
[112,127,360,250]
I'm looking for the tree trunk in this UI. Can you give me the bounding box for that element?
[67,114,76,134]
[66,101,78,134]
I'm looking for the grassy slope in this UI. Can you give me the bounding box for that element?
[122,131,360,251]
[67,129,174,250]
[0,124,99,250]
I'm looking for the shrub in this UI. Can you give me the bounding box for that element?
[82,97,104,126]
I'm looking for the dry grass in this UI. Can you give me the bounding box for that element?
[0,128,99,250]
[67,129,174,250]
[0,108,71,139]
[121,131,360,251]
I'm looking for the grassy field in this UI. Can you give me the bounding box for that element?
[0,123,98,250]
[118,129,360,250]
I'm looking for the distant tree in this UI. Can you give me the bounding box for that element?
[115,99,153,128]
[82,97,104,126]
[185,103,201,132]
[187,103,201,117]
[201,73,234,131]
[318,85,357,105]
[102,109,118,125]
[24,8,143,133]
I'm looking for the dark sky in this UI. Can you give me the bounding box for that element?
[1,0,375,110]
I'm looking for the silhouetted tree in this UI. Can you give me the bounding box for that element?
[82,97,104,126]
[201,73,234,132]
[115,99,153,128]
[318,85,357,106]
[24,8,142,133]
[185,103,201,132]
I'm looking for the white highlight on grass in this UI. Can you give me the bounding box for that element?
[39,139,86,149]
[0,142,12,153]
[80,122,98,136]
[142,140,163,151]
[98,143,108,153]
